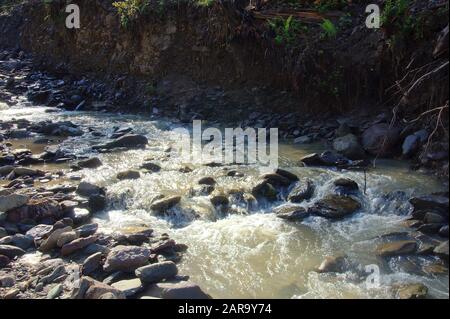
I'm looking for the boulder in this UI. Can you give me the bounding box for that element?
[332,134,365,159]
[210,195,229,207]
[376,240,417,257]
[88,194,107,213]
[117,170,140,180]
[61,235,97,256]
[316,255,347,273]
[0,234,33,250]
[310,195,361,219]
[395,283,428,299]
[362,123,400,157]
[111,278,144,298]
[141,162,161,172]
[39,226,73,252]
[93,134,148,150]
[0,194,29,213]
[251,180,278,201]
[275,169,299,182]
[0,244,26,258]
[274,205,310,221]
[77,157,103,169]
[333,178,359,194]
[83,278,126,299]
[198,177,216,186]
[287,179,314,203]
[150,196,181,213]
[409,195,449,215]
[104,246,151,273]
[75,223,98,237]
[82,252,103,275]
[76,182,103,197]
[56,231,79,248]
[160,281,211,299]
[135,261,178,284]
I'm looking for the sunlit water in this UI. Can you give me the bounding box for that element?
[1,105,448,299]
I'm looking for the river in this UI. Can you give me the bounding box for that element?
[1,104,448,299]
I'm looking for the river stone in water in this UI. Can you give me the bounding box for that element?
[410,195,449,215]
[117,170,140,180]
[287,179,314,203]
[274,205,310,221]
[104,246,151,273]
[362,123,400,156]
[93,134,148,150]
[252,180,278,201]
[135,261,178,283]
[310,195,361,219]
[395,283,428,299]
[150,196,181,213]
[316,255,347,273]
[76,182,103,197]
[332,133,365,159]
[376,240,418,257]
[77,157,103,169]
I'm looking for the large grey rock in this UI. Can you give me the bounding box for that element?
[0,234,33,250]
[135,261,178,283]
[410,195,449,215]
[117,170,140,180]
[376,240,417,257]
[287,179,314,203]
[0,194,29,213]
[93,134,148,150]
[160,281,211,299]
[61,235,97,256]
[104,246,151,273]
[309,195,361,219]
[0,244,26,258]
[111,278,144,298]
[150,196,181,213]
[76,182,103,197]
[332,134,365,159]
[82,252,103,275]
[362,123,400,157]
[274,205,310,221]
[77,157,103,169]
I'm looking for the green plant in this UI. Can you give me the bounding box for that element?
[112,0,149,28]
[268,16,307,46]
[381,0,426,40]
[196,0,214,7]
[320,18,337,39]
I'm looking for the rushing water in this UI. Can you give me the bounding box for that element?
[1,105,448,299]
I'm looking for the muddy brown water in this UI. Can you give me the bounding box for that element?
[1,105,448,299]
